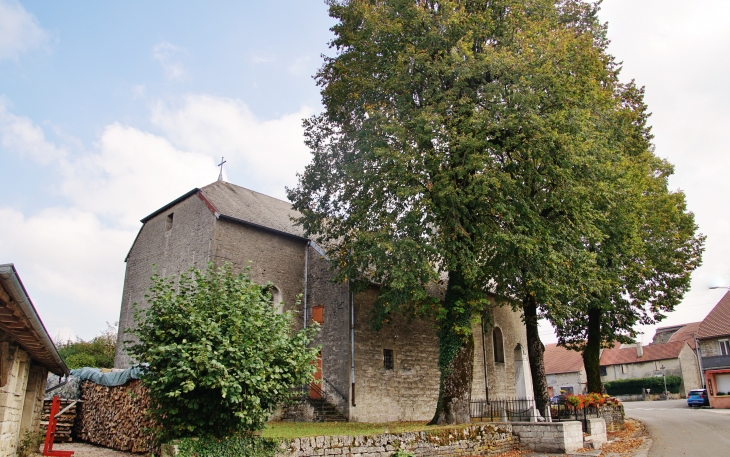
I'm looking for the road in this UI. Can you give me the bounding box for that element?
[623,399,730,457]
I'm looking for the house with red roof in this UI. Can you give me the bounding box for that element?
[599,340,702,397]
[543,343,586,397]
[697,292,730,408]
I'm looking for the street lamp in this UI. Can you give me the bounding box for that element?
[660,365,667,399]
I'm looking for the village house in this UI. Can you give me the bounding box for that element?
[543,343,586,398]
[599,341,702,397]
[0,264,69,457]
[696,291,730,408]
[114,180,533,422]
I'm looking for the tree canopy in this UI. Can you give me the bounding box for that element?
[56,322,117,369]
[128,264,319,441]
[289,0,637,421]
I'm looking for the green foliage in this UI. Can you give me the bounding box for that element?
[392,449,415,457]
[56,322,117,369]
[604,376,682,396]
[17,429,44,457]
[288,0,640,418]
[128,263,319,441]
[173,435,279,457]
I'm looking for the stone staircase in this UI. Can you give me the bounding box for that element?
[308,398,348,422]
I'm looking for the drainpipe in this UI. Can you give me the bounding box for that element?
[351,288,356,407]
[303,241,310,329]
[695,333,705,388]
[481,314,489,402]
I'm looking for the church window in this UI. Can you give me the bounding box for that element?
[492,327,505,363]
[165,213,174,231]
[311,305,324,324]
[383,349,394,370]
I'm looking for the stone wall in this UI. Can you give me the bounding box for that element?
[276,424,518,457]
[115,194,216,368]
[306,245,351,416]
[677,344,702,395]
[597,405,624,432]
[699,338,723,357]
[511,421,583,454]
[0,341,48,457]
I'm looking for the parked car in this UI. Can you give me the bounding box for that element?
[550,395,564,405]
[687,389,710,407]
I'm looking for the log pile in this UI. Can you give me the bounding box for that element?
[41,399,77,443]
[75,380,156,453]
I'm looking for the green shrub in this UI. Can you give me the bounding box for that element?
[17,429,44,457]
[129,263,319,442]
[173,434,279,457]
[604,375,682,395]
[56,322,117,368]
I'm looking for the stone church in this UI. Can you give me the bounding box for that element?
[114,180,533,422]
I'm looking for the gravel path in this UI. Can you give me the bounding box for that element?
[38,442,138,457]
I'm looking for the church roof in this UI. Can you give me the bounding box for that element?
[139,180,306,239]
[666,322,701,349]
[199,181,305,238]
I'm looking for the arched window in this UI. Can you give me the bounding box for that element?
[493,327,505,363]
[265,286,284,314]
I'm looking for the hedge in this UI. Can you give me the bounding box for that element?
[604,375,682,395]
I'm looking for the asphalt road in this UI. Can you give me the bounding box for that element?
[623,399,730,457]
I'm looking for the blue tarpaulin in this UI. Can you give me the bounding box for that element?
[70,365,145,387]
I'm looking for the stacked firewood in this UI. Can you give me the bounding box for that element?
[75,380,156,453]
[40,399,77,443]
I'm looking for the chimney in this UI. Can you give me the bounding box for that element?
[637,342,644,358]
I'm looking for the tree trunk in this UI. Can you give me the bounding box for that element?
[583,305,603,393]
[524,295,549,415]
[430,270,474,425]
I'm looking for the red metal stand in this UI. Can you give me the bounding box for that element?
[43,396,74,457]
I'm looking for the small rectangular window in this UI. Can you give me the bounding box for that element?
[720,340,730,356]
[383,349,394,370]
[311,306,324,324]
[621,364,627,374]
[600,366,607,377]
[166,213,174,231]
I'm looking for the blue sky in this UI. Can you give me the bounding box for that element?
[1,0,730,344]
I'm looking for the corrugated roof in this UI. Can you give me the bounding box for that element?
[698,291,730,339]
[544,343,585,374]
[600,341,686,366]
[666,322,701,349]
[199,181,305,238]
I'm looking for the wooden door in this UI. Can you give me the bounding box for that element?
[310,353,322,399]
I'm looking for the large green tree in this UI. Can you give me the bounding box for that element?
[128,264,319,441]
[289,0,625,422]
[553,83,705,393]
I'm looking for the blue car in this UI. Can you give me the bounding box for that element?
[687,389,710,407]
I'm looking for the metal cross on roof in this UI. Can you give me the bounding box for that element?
[217,156,226,181]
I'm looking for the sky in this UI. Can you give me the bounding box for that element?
[0,0,729,344]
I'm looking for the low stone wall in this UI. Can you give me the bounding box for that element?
[511,421,583,454]
[276,424,517,457]
[597,405,624,432]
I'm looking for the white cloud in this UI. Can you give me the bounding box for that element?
[0,0,49,61]
[250,53,275,65]
[150,95,312,199]
[152,41,187,80]
[288,56,312,75]
[0,97,311,339]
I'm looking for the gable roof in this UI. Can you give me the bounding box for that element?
[698,291,730,339]
[666,322,701,349]
[600,341,687,366]
[544,343,585,375]
[139,181,306,239]
[0,264,69,375]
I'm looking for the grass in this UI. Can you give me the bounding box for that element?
[262,421,475,439]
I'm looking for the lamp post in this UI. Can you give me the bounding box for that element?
[660,365,667,399]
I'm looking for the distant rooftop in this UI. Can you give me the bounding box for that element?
[544,343,585,375]
[600,341,687,366]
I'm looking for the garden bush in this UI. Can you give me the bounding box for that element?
[128,263,319,442]
[604,375,682,395]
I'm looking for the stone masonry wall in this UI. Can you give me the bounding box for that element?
[115,194,217,368]
[699,338,724,357]
[0,342,31,457]
[307,245,351,416]
[677,344,702,395]
[210,219,308,326]
[351,287,441,422]
[511,421,583,454]
[276,424,518,457]
[472,304,530,401]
